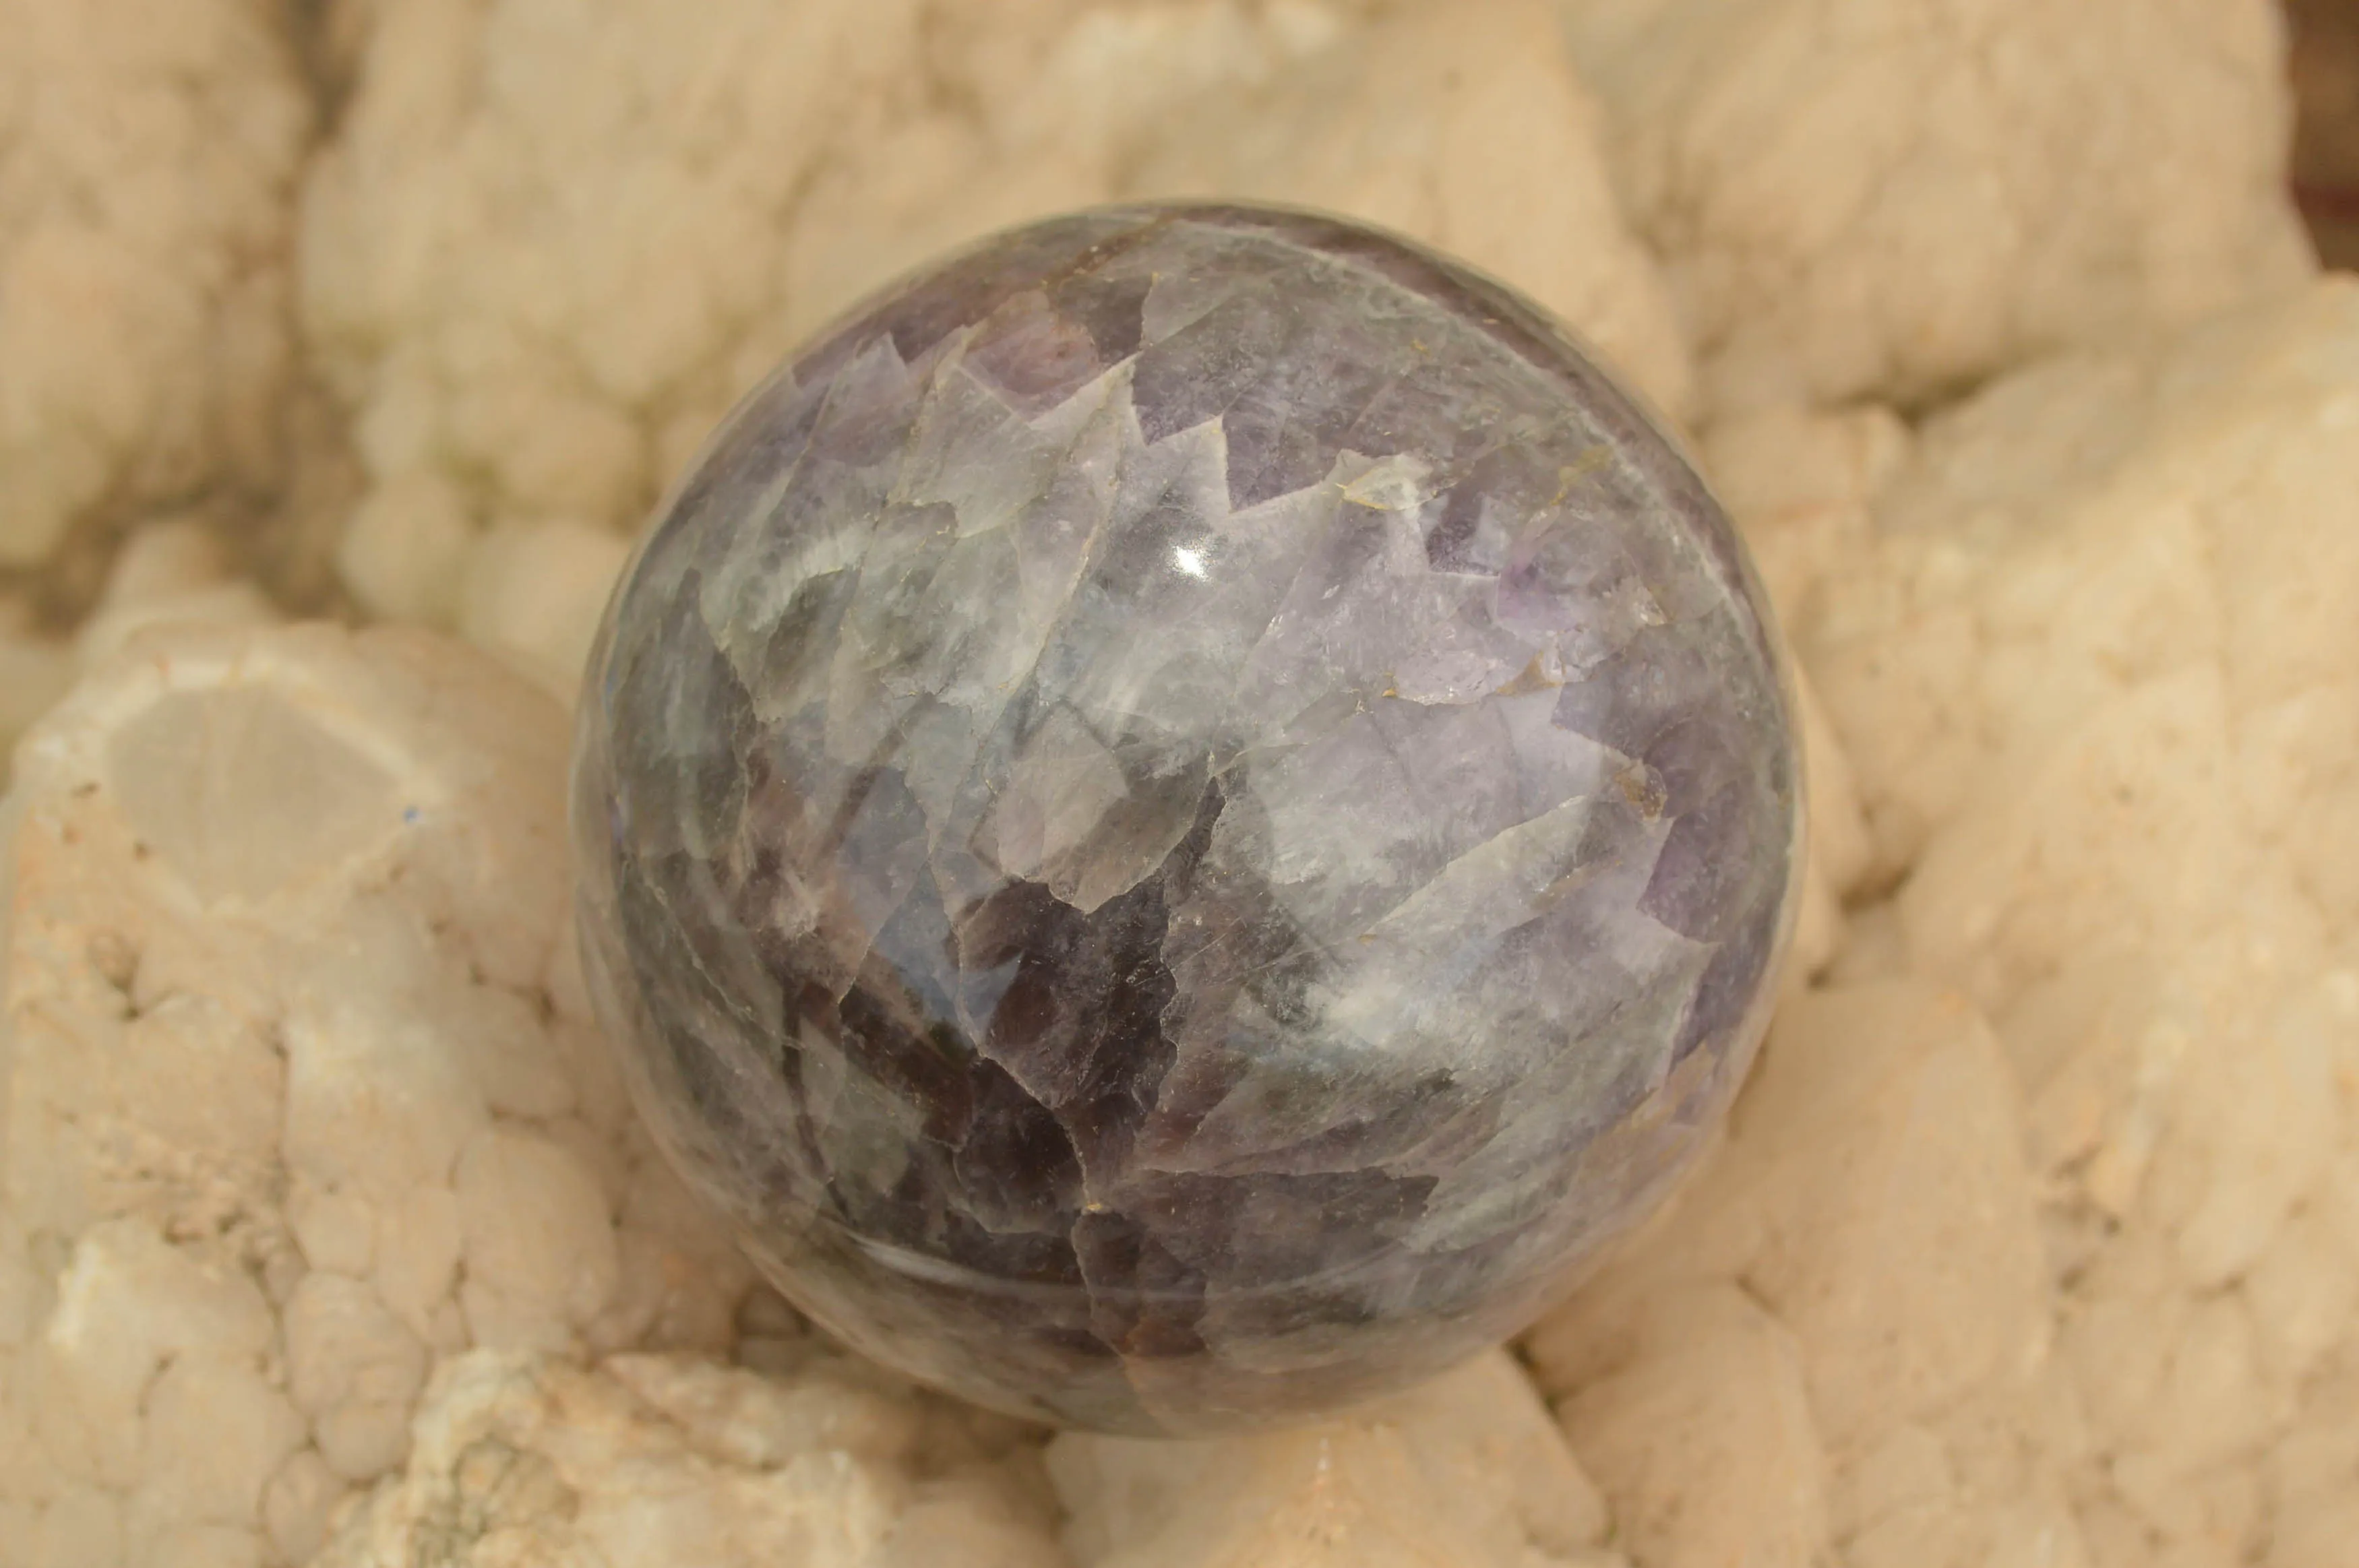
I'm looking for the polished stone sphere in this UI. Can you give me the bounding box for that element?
[572,203,1801,1435]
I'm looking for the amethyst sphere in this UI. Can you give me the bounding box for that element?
[572,203,1801,1435]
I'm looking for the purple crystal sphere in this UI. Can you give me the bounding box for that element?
[572,204,1801,1434]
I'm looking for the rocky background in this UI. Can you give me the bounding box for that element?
[1,2,2354,1566]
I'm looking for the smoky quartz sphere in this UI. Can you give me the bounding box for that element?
[572,204,1802,1435]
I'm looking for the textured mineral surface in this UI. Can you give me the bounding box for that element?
[572,204,1802,1433]
[4,1,2353,1564]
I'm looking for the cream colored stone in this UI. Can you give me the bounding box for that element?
[587,1216,750,1361]
[439,978,574,1123]
[0,0,309,565]
[303,0,1690,654]
[456,517,634,701]
[336,472,474,627]
[1791,280,2359,1561]
[0,599,73,776]
[283,1272,429,1482]
[1557,1284,1828,1568]
[1561,0,2313,412]
[73,521,278,671]
[288,1184,376,1278]
[315,1349,1060,1568]
[1785,668,1872,979]
[259,1447,345,1567]
[2244,1201,2359,1387]
[1528,977,2074,1565]
[0,625,764,1563]
[454,1127,620,1350]
[1051,1349,1613,1568]
[372,1185,462,1340]
[26,1486,123,1568]
[605,1353,928,1471]
[280,982,489,1205]
[1123,0,1692,418]
[32,1218,275,1491]
[2164,978,2343,1290]
[135,1352,305,1535]
[1726,984,2046,1451]
[871,1473,1077,1568]
[12,14,2359,1564]
[2276,1488,2359,1568]
[1809,282,2359,941]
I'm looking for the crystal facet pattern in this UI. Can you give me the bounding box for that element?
[572,205,1802,1434]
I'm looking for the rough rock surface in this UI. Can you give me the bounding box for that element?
[1796,277,2359,1568]
[297,0,1693,671]
[2,0,2353,1564]
[1529,980,2075,1568]
[1047,1349,1625,1567]
[1523,278,2359,1568]
[314,1350,1063,1568]
[0,0,310,567]
[0,620,1629,1568]
[0,626,768,1564]
[574,204,1800,1434]
[0,520,284,788]
[1559,0,2317,412]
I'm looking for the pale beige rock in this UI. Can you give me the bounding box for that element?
[1122,0,1692,418]
[1528,980,2074,1568]
[0,0,309,565]
[1701,403,1912,617]
[1049,1348,1620,1568]
[279,972,490,1205]
[1798,278,2359,1567]
[1806,280,2359,909]
[3,521,282,789]
[1697,403,1894,976]
[1561,0,2316,413]
[576,1172,747,1360]
[22,1486,121,1568]
[137,1352,307,1542]
[73,520,280,671]
[456,517,635,701]
[32,1218,278,1491]
[604,1353,929,1472]
[11,9,2359,1564]
[302,0,1690,671]
[452,1125,620,1351]
[286,1183,376,1280]
[1736,986,2048,1451]
[2244,1197,2359,1388]
[371,1185,462,1342]
[315,1348,1066,1568]
[1557,1283,1827,1568]
[261,1448,343,1566]
[335,472,473,627]
[283,1272,430,1482]
[0,624,762,1565]
[0,600,73,779]
[2269,1365,2359,1568]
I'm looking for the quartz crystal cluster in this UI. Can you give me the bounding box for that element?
[571,204,1802,1434]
